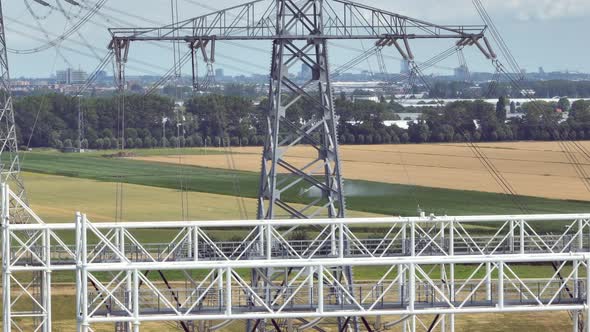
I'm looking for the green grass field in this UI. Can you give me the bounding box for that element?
[22,150,590,225]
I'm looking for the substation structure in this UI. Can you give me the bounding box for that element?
[106,1,498,330]
[3,183,590,332]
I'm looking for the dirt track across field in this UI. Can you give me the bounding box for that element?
[132,141,590,201]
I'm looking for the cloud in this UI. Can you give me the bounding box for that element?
[497,0,590,21]
[365,0,590,22]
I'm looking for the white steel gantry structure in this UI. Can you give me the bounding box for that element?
[3,183,590,332]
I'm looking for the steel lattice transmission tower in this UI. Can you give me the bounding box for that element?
[109,0,496,330]
[0,1,27,215]
[255,2,351,330]
[257,0,346,220]
[0,2,48,332]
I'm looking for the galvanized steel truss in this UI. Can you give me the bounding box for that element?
[3,184,590,331]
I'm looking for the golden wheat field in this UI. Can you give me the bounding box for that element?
[132,141,590,202]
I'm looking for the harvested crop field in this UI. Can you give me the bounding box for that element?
[132,141,590,202]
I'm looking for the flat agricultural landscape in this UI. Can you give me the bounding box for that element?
[9,142,590,331]
[132,141,590,201]
[20,147,590,220]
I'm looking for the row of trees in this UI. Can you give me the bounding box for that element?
[339,96,590,145]
[427,80,590,99]
[15,94,175,149]
[400,98,590,144]
[14,93,273,150]
[54,135,266,150]
[12,92,590,150]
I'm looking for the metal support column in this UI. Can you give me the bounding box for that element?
[449,219,455,332]
[509,220,515,253]
[43,227,52,332]
[498,263,504,309]
[572,260,583,332]
[520,220,525,255]
[132,269,140,332]
[193,226,199,261]
[586,258,590,332]
[2,184,11,332]
[486,262,492,301]
[80,214,89,332]
[577,219,584,252]
[317,265,324,314]
[409,263,416,332]
[75,212,82,332]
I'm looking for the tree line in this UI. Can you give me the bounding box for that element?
[428,80,590,99]
[12,92,590,151]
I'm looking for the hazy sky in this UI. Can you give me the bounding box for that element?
[3,0,589,78]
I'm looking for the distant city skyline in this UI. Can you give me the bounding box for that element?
[12,62,587,82]
[3,0,590,78]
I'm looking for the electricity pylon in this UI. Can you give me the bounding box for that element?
[0,2,49,332]
[0,1,27,214]
[109,0,495,330]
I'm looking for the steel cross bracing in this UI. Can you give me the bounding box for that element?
[107,2,497,330]
[3,184,590,332]
[259,3,350,327]
[107,0,491,42]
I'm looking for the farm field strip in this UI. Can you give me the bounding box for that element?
[132,142,590,201]
[13,145,590,331]
[20,151,590,221]
[22,172,380,223]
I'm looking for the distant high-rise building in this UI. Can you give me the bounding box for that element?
[300,63,312,79]
[215,68,225,79]
[56,70,68,84]
[70,69,87,84]
[400,60,411,75]
[55,68,87,85]
[454,65,470,82]
[538,67,545,75]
